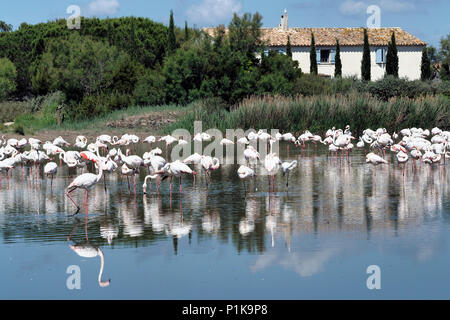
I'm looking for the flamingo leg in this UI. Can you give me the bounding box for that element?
[179,177,182,193]
[66,188,80,213]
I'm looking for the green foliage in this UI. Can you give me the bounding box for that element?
[386,32,399,77]
[172,93,450,135]
[366,75,449,101]
[31,33,134,102]
[421,46,432,80]
[0,17,170,97]
[334,39,342,78]
[133,69,167,106]
[0,57,17,100]
[168,10,177,54]
[361,28,371,81]
[229,12,263,56]
[310,33,317,74]
[286,35,292,58]
[184,21,189,41]
[14,124,25,135]
[0,100,31,123]
[0,20,13,32]
[71,92,131,120]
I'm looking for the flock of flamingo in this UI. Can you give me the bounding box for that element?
[0,125,448,214]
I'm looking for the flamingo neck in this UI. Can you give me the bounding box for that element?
[97,249,110,287]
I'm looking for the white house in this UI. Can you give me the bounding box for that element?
[204,10,426,80]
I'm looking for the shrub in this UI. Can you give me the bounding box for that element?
[0,57,17,100]
[293,74,332,96]
[367,76,449,101]
[14,124,25,135]
[0,100,32,123]
[133,70,166,106]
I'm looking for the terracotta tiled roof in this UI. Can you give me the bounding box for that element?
[202,27,426,46]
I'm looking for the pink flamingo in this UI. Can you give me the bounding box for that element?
[65,154,104,214]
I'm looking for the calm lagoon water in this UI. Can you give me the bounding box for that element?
[0,144,449,299]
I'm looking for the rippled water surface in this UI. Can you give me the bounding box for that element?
[1,144,449,299]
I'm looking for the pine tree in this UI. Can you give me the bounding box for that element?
[361,28,371,81]
[334,39,342,78]
[286,35,292,58]
[310,33,318,74]
[386,31,399,77]
[168,10,176,54]
[184,21,189,41]
[420,46,431,80]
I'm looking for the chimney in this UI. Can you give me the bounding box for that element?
[279,9,288,31]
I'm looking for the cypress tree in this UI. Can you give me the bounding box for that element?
[334,39,342,78]
[310,33,318,74]
[361,28,371,81]
[286,35,292,58]
[420,46,431,80]
[168,10,176,54]
[184,21,189,41]
[386,31,399,77]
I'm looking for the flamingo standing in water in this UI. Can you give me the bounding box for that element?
[65,156,104,214]
[366,152,388,176]
[237,165,255,196]
[264,153,282,192]
[281,160,297,188]
[156,160,197,193]
[44,162,58,188]
[159,135,177,159]
[396,151,409,176]
[201,156,220,185]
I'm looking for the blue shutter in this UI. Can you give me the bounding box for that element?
[376,48,382,63]
[316,48,321,64]
[264,49,269,57]
[382,48,387,63]
[279,48,286,55]
[330,48,336,64]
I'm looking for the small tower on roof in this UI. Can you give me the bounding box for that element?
[279,9,288,31]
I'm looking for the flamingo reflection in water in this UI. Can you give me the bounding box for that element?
[67,217,111,287]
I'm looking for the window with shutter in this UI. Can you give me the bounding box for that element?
[376,48,382,63]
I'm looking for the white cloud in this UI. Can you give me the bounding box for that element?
[87,0,120,16]
[339,0,367,16]
[186,0,242,25]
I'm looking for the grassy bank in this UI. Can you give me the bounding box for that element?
[165,93,450,135]
[2,104,190,136]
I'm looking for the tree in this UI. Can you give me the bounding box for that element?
[334,39,342,78]
[286,35,292,58]
[386,31,398,77]
[184,21,189,41]
[31,33,133,102]
[168,10,176,54]
[228,12,263,58]
[0,20,12,32]
[361,28,371,81]
[420,46,431,80]
[0,57,17,100]
[438,34,450,80]
[310,33,317,74]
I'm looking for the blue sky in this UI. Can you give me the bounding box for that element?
[0,0,448,47]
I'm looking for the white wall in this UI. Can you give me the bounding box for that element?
[277,45,424,80]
